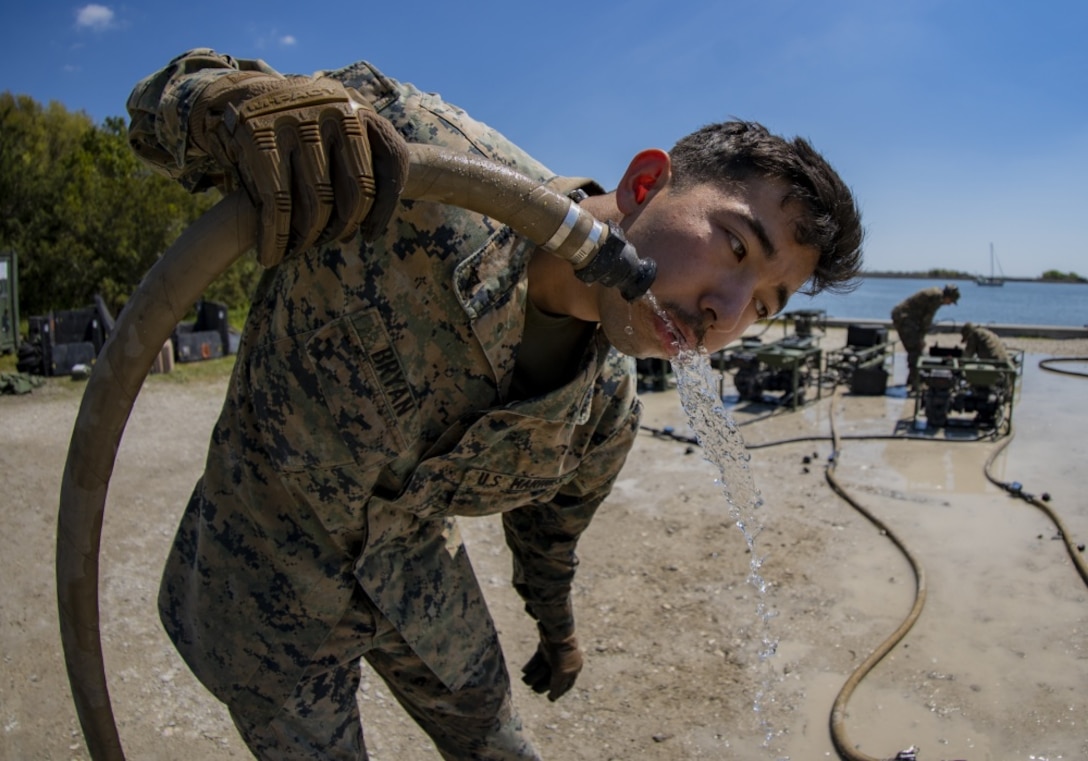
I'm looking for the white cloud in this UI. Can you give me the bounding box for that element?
[251,28,298,50]
[75,4,115,31]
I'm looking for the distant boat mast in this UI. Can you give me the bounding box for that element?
[976,242,1005,286]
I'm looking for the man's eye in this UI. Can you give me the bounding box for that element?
[754,299,769,319]
[729,231,746,261]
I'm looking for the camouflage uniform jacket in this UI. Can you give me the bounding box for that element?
[128,50,641,724]
[891,287,946,344]
[962,325,1010,364]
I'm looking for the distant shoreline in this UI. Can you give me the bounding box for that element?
[860,272,1087,284]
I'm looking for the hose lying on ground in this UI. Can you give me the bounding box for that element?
[981,434,1088,588]
[979,356,1088,588]
[822,389,929,761]
[1037,356,1088,378]
[645,364,1088,760]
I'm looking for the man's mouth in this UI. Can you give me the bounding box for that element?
[655,310,688,356]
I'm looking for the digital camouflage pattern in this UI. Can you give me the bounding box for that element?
[891,286,953,385]
[890,286,950,350]
[961,323,1011,364]
[128,50,640,756]
[231,586,538,761]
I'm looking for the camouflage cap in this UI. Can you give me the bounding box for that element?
[943,284,960,304]
[961,321,974,338]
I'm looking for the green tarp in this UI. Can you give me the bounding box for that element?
[0,372,45,395]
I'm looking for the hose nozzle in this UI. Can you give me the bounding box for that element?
[403,144,656,300]
[570,222,656,301]
[538,196,656,300]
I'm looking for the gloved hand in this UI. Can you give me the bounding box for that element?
[520,633,583,702]
[189,71,409,267]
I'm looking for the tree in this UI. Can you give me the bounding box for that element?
[0,94,260,320]
[1040,270,1086,283]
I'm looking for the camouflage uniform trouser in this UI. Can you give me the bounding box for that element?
[229,585,541,761]
[894,322,925,388]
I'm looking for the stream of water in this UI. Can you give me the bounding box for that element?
[647,296,787,758]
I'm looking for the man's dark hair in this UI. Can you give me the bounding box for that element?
[669,120,864,295]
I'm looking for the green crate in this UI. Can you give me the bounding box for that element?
[0,251,18,355]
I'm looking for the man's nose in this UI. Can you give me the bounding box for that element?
[700,282,752,340]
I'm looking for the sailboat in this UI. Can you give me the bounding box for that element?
[976,242,1005,286]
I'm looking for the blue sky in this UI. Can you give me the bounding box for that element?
[2,1,1086,278]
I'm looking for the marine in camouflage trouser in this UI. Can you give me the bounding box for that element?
[891,287,947,388]
[231,587,537,761]
[129,49,640,759]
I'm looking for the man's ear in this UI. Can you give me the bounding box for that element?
[616,149,671,215]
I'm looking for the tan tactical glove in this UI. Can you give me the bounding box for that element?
[190,71,409,267]
[521,633,583,701]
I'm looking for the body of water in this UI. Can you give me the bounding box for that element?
[793,277,1087,328]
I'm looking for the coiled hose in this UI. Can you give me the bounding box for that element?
[748,376,1086,761]
[1038,356,1088,379]
[56,144,652,761]
[645,358,1088,760]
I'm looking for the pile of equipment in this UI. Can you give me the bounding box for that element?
[713,309,826,409]
[172,299,233,363]
[824,323,893,396]
[912,347,1021,433]
[17,296,114,377]
[16,296,234,377]
[712,316,1021,436]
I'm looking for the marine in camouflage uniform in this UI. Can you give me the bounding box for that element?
[890,284,959,388]
[960,322,1011,364]
[128,49,639,760]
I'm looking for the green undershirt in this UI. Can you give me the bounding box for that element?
[509,298,594,400]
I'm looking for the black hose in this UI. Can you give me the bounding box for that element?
[644,360,1088,760]
[980,434,1088,587]
[1038,356,1088,378]
[822,389,929,761]
[977,355,1088,587]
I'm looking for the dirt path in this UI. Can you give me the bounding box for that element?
[2,333,1086,760]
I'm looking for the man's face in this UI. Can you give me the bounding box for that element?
[598,177,819,359]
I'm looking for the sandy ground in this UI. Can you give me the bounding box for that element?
[2,329,1087,761]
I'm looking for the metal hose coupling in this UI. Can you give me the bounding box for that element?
[567,220,656,301]
[539,196,656,300]
[403,144,656,301]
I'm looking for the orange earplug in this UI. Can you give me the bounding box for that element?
[633,172,658,204]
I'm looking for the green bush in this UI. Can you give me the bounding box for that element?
[1,94,261,321]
